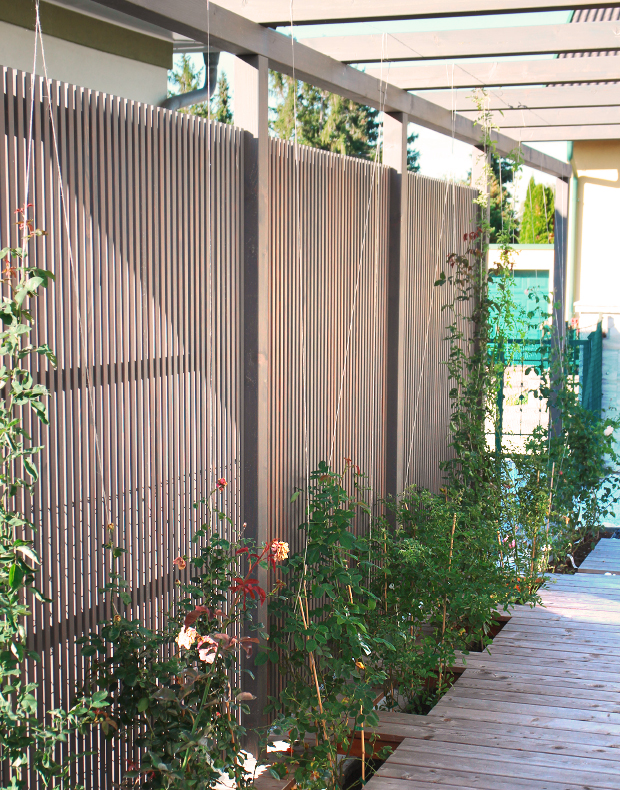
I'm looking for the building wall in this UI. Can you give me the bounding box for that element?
[0,0,171,106]
[572,140,620,320]
[571,141,620,495]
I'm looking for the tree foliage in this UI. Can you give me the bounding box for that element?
[168,55,233,124]
[520,176,554,244]
[270,72,420,168]
[489,154,518,244]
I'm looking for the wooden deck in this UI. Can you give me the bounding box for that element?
[366,538,620,790]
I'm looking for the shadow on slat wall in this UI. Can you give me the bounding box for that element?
[1,65,477,787]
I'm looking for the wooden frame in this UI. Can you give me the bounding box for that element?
[199,0,620,26]
[417,85,620,111]
[367,57,620,90]
[303,22,620,64]
[92,0,572,178]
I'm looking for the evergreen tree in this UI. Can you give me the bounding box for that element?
[520,177,554,244]
[168,55,232,124]
[212,73,233,124]
[407,129,421,173]
[270,72,420,167]
[488,154,519,244]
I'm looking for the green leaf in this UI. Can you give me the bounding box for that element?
[290,490,301,503]
[254,650,268,666]
[15,544,40,565]
[8,564,24,589]
[29,399,49,425]
[32,587,52,604]
[22,457,39,481]
[119,591,132,606]
[137,697,150,713]
[92,690,109,706]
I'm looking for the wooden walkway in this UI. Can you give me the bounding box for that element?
[366,538,620,790]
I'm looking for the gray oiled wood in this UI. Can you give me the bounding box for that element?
[579,539,620,575]
[366,541,620,789]
[303,22,620,63]
[202,1,620,26]
[91,0,572,179]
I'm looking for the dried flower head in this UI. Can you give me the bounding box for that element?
[114,614,121,624]
[173,556,187,570]
[217,477,227,490]
[106,523,115,531]
[271,540,289,562]
[176,626,198,650]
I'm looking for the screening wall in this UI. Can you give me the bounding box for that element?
[402,173,479,493]
[1,65,478,786]
[1,66,244,787]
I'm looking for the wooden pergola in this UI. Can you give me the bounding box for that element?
[85,0,619,741]
[92,0,619,536]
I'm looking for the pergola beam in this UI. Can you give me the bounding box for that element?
[90,0,572,179]
[303,22,620,64]
[509,125,620,141]
[369,57,620,90]
[417,85,620,111]
[204,0,620,26]
[460,106,620,127]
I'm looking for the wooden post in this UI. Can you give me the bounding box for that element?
[384,112,408,499]
[553,177,569,343]
[234,53,270,755]
[549,176,569,439]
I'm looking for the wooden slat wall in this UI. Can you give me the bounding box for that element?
[1,65,480,787]
[268,140,390,553]
[0,67,244,787]
[402,172,479,493]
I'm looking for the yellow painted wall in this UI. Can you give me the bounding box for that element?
[572,140,620,315]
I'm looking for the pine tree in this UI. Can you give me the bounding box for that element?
[212,73,233,124]
[270,71,420,167]
[488,154,519,244]
[520,177,554,244]
[169,54,202,100]
[407,129,420,173]
[168,55,233,124]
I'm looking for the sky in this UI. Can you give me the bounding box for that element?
[174,9,574,210]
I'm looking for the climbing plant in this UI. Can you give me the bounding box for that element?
[0,210,103,789]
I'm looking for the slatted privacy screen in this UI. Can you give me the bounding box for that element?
[0,66,244,787]
[402,172,479,493]
[1,63,481,787]
[268,140,390,552]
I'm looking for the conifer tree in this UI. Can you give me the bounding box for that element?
[520,177,554,244]
[270,72,420,168]
[168,55,233,124]
[488,154,519,244]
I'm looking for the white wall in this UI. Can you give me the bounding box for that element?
[0,20,168,105]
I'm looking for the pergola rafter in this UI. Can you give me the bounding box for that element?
[202,0,620,26]
[366,58,620,90]
[505,124,620,140]
[303,22,620,63]
[460,106,620,127]
[417,85,620,111]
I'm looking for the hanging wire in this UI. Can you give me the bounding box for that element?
[403,62,457,488]
[328,43,390,469]
[34,2,112,527]
[368,34,389,511]
[22,21,39,242]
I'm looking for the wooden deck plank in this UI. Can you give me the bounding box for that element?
[370,715,620,762]
[366,540,620,789]
[384,741,620,786]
